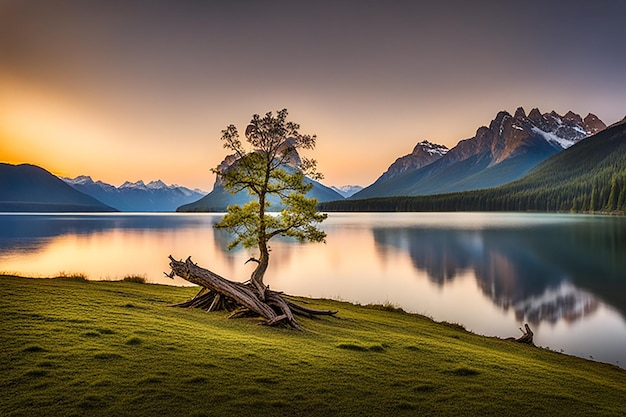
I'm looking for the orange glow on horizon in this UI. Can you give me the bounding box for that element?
[1,75,113,170]
[2,70,622,190]
[0,74,213,189]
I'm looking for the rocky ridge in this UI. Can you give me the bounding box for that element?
[351,107,606,199]
[378,140,449,182]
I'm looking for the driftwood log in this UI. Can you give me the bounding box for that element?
[167,256,337,330]
[506,323,535,345]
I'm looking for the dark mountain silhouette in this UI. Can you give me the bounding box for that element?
[352,107,605,199]
[0,163,117,212]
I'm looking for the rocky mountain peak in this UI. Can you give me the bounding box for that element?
[147,180,168,189]
[412,140,449,156]
[549,110,561,119]
[213,139,303,189]
[452,107,607,167]
[489,111,512,131]
[583,113,607,134]
[378,140,448,183]
[120,180,147,190]
[563,111,583,125]
[64,175,95,185]
[62,175,206,211]
[214,154,238,187]
[350,106,609,201]
[276,137,302,166]
[527,108,543,123]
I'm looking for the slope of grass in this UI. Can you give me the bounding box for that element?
[1,275,625,416]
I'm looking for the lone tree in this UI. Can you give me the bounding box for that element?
[168,109,337,329]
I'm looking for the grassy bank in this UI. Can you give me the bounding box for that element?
[1,275,625,416]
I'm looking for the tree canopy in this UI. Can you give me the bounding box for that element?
[213,109,327,298]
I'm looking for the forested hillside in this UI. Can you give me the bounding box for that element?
[320,119,626,214]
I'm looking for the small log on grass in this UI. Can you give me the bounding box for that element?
[506,323,535,346]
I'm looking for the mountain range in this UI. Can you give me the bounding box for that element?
[3,106,621,214]
[352,107,606,199]
[177,145,344,212]
[0,163,117,212]
[63,176,206,212]
[319,115,626,214]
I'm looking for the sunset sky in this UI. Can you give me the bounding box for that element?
[1,0,625,190]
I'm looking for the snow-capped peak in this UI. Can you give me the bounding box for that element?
[146,180,168,190]
[59,174,208,211]
[63,175,95,185]
[531,127,576,149]
[414,140,449,156]
[508,107,606,150]
[120,180,148,190]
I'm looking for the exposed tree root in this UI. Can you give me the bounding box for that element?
[168,256,337,330]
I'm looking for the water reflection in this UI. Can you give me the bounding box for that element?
[0,214,216,253]
[372,216,626,323]
[1,212,625,366]
[0,214,221,285]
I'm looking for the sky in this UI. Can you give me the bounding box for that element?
[1,0,625,191]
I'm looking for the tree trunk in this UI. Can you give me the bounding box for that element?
[250,244,269,300]
[167,256,337,330]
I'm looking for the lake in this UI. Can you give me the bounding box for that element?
[1,212,625,367]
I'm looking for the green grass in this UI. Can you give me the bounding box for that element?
[1,275,625,416]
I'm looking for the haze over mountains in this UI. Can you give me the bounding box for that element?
[330,185,363,198]
[63,176,206,212]
[353,107,606,199]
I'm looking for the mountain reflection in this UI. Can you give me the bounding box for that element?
[0,214,216,254]
[372,218,626,323]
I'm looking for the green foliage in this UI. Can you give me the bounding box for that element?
[2,276,625,416]
[214,201,263,249]
[214,109,327,253]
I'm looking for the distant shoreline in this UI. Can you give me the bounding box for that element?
[2,209,624,215]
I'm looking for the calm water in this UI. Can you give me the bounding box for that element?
[1,212,625,367]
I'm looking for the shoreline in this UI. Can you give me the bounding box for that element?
[3,273,624,370]
[2,274,625,416]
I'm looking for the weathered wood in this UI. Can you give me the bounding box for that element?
[286,300,338,317]
[266,292,301,330]
[168,255,337,329]
[506,323,535,346]
[169,256,278,320]
[208,293,221,312]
